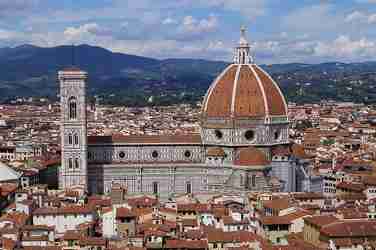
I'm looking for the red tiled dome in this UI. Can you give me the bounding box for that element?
[234,147,270,166]
[202,64,287,119]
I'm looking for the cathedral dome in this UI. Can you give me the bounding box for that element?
[200,27,290,146]
[202,64,287,119]
[202,28,287,122]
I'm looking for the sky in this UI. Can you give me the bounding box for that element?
[1,0,376,63]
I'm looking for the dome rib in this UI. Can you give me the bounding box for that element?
[204,65,238,117]
[234,65,266,117]
[203,64,235,115]
[230,65,242,115]
[247,65,269,117]
[253,65,288,116]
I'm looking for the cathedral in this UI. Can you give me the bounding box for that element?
[59,28,321,198]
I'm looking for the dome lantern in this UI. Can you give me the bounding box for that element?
[234,26,254,65]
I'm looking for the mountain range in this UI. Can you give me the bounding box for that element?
[1,44,376,105]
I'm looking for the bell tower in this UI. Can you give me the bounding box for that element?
[58,67,88,190]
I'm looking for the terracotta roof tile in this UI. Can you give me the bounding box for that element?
[234,147,270,166]
[165,239,208,249]
[303,215,338,228]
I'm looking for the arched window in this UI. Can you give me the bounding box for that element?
[68,97,77,120]
[251,175,256,187]
[74,158,80,169]
[153,181,158,194]
[186,181,192,194]
[68,134,72,145]
[68,158,73,169]
[74,134,79,145]
[241,52,246,64]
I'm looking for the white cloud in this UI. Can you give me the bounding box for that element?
[162,17,177,25]
[173,15,219,41]
[314,35,376,59]
[368,13,376,23]
[345,10,376,24]
[345,10,367,22]
[64,23,101,37]
[196,0,266,19]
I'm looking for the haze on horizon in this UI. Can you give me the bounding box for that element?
[1,0,376,64]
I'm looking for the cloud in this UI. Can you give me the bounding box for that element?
[64,23,102,37]
[345,10,367,22]
[162,17,177,25]
[314,35,376,59]
[196,0,266,19]
[173,15,219,41]
[345,10,376,24]
[181,15,218,34]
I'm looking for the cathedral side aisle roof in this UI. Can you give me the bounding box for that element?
[88,134,202,145]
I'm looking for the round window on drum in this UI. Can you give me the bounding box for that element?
[214,130,223,140]
[274,129,281,141]
[244,130,255,141]
[152,151,159,159]
[184,150,192,158]
[118,151,126,159]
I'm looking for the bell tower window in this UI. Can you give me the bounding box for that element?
[68,97,77,120]
[68,158,73,169]
[74,134,79,145]
[74,158,80,169]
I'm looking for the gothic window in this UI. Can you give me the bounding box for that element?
[68,158,73,169]
[68,97,77,120]
[68,134,72,145]
[74,158,80,169]
[186,181,192,194]
[153,181,158,194]
[74,134,79,145]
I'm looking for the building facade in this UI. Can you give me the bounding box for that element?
[59,28,317,197]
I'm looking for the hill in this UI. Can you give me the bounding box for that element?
[1,44,376,105]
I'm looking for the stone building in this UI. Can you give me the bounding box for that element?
[58,28,318,198]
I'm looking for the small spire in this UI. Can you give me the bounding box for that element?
[234,26,254,64]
